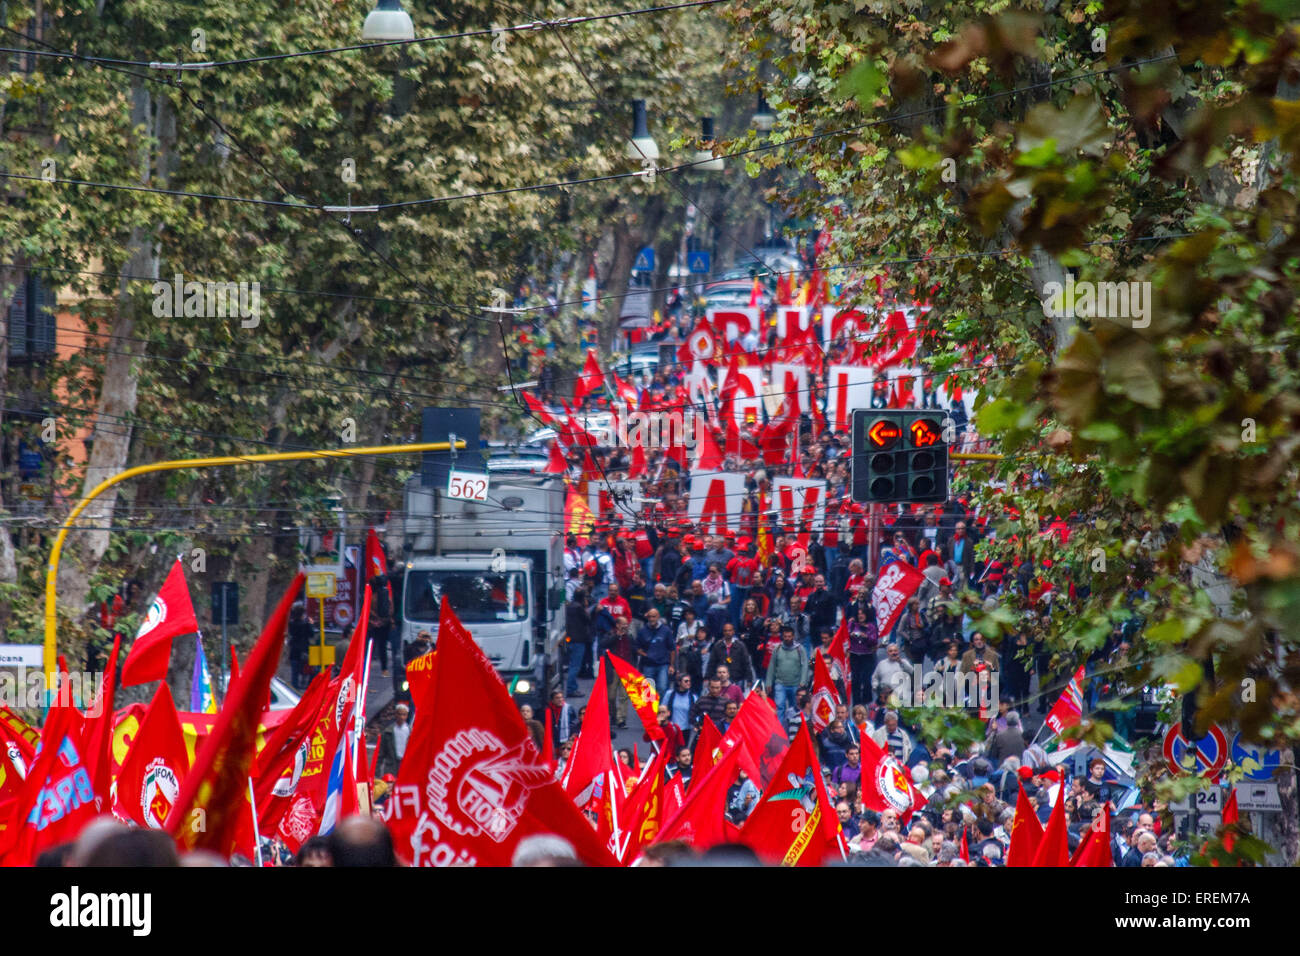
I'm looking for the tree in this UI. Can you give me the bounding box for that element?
[725,0,1300,863]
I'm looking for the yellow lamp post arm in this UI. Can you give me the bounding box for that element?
[43,440,465,685]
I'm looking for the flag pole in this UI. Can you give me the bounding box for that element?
[248,777,263,866]
[354,624,375,772]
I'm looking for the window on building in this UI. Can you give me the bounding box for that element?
[7,272,58,359]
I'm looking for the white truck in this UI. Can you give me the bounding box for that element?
[400,474,566,708]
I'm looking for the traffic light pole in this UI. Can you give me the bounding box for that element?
[43,440,465,693]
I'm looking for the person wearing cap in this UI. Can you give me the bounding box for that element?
[726,538,760,629]
[687,540,710,582]
[375,703,411,778]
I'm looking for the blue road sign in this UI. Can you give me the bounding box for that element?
[633,246,655,273]
[687,250,711,274]
[1231,733,1284,781]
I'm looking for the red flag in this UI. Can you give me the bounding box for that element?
[858,733,922,821]
[747,276,762,308]
[1043,666,1086,739]
[959,827,970,863]
[612,373,639,407]
[627,441,647,479]
[870,560,926,638]
[653,741,744,849]
[0,705,39,765]
[1031,779,1070,866]
[303,586,373,837]
[0,702,99,865]
[229,646,241,688]
[167,572,304,857]
[382,597,617,866]
[677,320,715,365]
[254,668,335,837]
[665,773,686,816]
[739,723,842,866]
[561,657,613,811]
[114,682,190,828]
[810,650,840,733]
[1006,783,1044,866]
[1211,788,1240,865]
[365,528,394,608]
[692,716,723,781]
[607,653,665,742]
[693,421,725,473]
[1072,803,1114,867]
[522,391,559,428]
[1223,787,1239,855]
[565,486,596,544]
[542,710,555,769]
[719,693,789,790]
[81,634,121,807]
[121,559,200,686]
[828,619,852,704]
[621,743,669,862]
[573,350,605,405]
[581,448,601,484]
[404,647,437,704]
[544,440,569,474]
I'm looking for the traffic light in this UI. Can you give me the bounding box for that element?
[851,409,949,503]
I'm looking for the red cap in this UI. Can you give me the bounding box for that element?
[939,577,952,587]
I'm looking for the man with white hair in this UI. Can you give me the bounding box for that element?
[511,834,579,867]
[911,764,933,798]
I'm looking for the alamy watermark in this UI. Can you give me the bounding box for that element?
[1041,275,1151,329]
[884,667,999,711]
[611,401,700,450]
[0,667,103,715]
[151,274,260,328]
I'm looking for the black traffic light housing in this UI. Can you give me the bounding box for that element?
[851,409,949,503]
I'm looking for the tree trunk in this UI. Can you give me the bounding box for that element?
[0,266,20,613]
[56,82,169,625]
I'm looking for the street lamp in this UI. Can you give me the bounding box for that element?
[625,99,660,161]
[691,117,724,172]
[363,0,415,42]
[752,92,775,132]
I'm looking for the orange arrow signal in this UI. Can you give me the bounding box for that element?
[868,420,902,448]
[910,419,941,447]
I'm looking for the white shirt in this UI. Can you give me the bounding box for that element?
[393,721,411,759]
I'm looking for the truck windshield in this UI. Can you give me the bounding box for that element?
[405,569,529,623]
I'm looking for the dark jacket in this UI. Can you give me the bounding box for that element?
[565,599,591,645]
[705,639,754,685]
[805,587,837,634]
[988,726,1025,765]
[636,621,674,666]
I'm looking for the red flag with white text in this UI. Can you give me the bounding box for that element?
[871,560,926,638]
[1043,666,1086,739]
[382,598,617,866]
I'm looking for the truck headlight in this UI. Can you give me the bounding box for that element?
[515,679,531,694]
